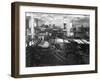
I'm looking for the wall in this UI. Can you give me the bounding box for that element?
[0,0,99,80]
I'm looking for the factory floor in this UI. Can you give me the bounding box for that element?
[26,43,89,67]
